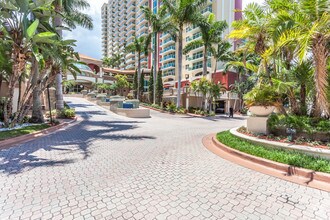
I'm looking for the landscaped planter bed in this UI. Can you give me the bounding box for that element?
[217,131,330,173]
[237,126,330,150]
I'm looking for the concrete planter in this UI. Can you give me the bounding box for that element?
[249,106,275,117]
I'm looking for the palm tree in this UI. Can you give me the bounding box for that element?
[162,0,207,108]
[184,13,228,77]
[0,0,57,127]
[53,0,93,111]
[211,41,232,75]
[141,6,175,104]
[125,36,151,101]
[228,3,272,83]
[103,53,122,68]
[276,0,330,117]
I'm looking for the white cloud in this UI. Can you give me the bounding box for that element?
[63,0,108,59]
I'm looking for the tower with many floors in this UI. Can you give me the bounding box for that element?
[102,0,150,71]
[101,0,242,87]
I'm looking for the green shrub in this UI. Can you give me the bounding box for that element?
[176,107,187,114]
[268,114,330,133]
[45,110,57,118]
[58,108,76,119]
[316,120,330,132]
[166,103,176,113]
[217,131,330,173]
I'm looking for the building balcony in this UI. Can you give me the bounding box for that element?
[160,38,175,47]
[126,52,135,59]
[161,63,175,71]
[137,0,148,6]
[127,27,136,35]
[127,22,135,29]
[160,32,170,39]
[160,45,176,56]
[137,18,148,27]
[126,58,136,64]
[127,2,136,10]
[162,70,175,78]
[126,64,135,70]
[127,15,136,23]
[160,55,176,62]
[137,25,148,34]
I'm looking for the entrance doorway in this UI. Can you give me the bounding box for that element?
[215,100,225,114]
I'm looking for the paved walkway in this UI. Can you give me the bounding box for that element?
[0,97,329,220]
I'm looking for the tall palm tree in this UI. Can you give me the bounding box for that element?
[228,3,272,83]
[162,0,207,108]
[211,41,232,75]
[53,0,93,111]
[141,5,175,104]
[125,36,151,100]
[276,0,330,117]
[184,13,228,77]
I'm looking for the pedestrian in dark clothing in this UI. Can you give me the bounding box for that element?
[229,107,234,118]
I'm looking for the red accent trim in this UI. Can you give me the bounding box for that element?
[212,71,238,90]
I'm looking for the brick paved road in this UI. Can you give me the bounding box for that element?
[0,97,329,220]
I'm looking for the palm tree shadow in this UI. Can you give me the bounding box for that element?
[0,111,155,175]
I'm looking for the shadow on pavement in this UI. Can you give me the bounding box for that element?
[0,107,154,175]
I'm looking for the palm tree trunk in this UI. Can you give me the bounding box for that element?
[54,1,64,111]
[17,75,22,110]
[0,74,3,93]
[203,45,208,76]
[153,33,157,104]
[137,52,141,101]
[177,26,183,108]
[31,57,44,123]
[300,83,307,115]
[312,37,329,118]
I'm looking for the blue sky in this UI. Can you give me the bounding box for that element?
[65,0,264,59]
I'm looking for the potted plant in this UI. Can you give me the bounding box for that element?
[244,85,278,116]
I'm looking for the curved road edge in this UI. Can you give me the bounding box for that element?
[202,134,330,193]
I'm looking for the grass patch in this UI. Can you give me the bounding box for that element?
[216,131,330,174]
[0,124,51,141]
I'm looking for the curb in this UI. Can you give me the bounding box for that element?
[0,117,79,150]
[202,134,330,192]
[140,104,207,117]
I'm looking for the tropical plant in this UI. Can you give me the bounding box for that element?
[141,5,175,104]
[228,3,272,83]
[133,69,138,98]
[114,75,129,96]
[103,53,122,68]
[156,69,164,104]
[244,85,279,107]
[162,0,208,107]
[125,36,151,101]
[211,41,233,74]
[148,66,154,103]
[275,0,330,117]
[0,0,58,127]
[184,13,228,76]
[53,0,93,111]
[139,71,145,100]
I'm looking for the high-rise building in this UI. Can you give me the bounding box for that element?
[102,0,150,70]
[101,0,242,87]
